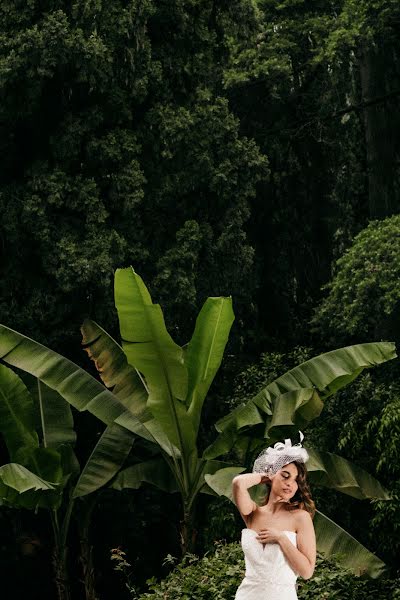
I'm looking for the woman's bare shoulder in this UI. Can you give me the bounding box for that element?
[294,508,313,527]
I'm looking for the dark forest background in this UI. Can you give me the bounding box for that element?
[1,1,400,598]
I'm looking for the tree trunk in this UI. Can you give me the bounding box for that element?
[179,501,197,556]
[77,499,98,600]
[53,546,72,600]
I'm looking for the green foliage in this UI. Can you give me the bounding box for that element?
[297,554,400,600]
[228,347,312,412]
[312,215,400,343]
[137,542,244,600]
[0,0,268,354]
[305,372,400,567]
[115,542,400,600]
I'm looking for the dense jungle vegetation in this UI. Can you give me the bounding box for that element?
[1,0,400,599]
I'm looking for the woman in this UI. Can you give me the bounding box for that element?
[232,434,316,600]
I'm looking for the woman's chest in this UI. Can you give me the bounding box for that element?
[247,511,297,532]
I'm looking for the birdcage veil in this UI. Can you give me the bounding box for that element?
[252,432,309,477]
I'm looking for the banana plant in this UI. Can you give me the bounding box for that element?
[0,361,137,600]
[85,268,396,572]
[0,268,396,574]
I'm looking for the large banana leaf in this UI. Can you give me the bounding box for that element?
[110,457,179,493]
[216,342,396,434]
[0,363,38,458]
[115,268,196,457]
[36,380,76,449]
[203,387,323,460]
[0,324,132,425]
[185,297,234,434]
[204,466,246,498]
[207,343,396,459]
[81,321,183,457]
[0,462,57,508]
[13,445,65,509]
[314,510,386,578]
[81,319,148,414]
[73,422,135,498]
[115,410,180,457]
[307,449,389,500]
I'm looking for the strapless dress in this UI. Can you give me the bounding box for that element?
[235,529,298,600]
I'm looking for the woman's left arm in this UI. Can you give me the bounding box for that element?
[257,511,316,579]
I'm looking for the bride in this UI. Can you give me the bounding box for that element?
[232,435,316,600]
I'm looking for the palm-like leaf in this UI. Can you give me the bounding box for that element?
[0,324,131,425]
[114,268,196,458]
[73,423,135,498]
[204,466,246,498]
[110,457,179,493]
[0,363,38,458]
[314,510,386,578]
[81,319,148,414]
[36,380,77,448]
[307,449,389,500]
[185,297,234,434]
[0,462,57,508]
[217,343,396,433]
[205,343,396,459]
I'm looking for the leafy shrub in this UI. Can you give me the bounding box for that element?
[298,554,400,600]
[126,542,400,600]
[312,215,400,343]
[137,543,244,600]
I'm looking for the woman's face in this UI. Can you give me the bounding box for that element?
[271,462,299,500]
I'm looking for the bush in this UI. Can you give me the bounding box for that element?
[127,542,400,600]
[298,554,400,599]
[137,543,244,600]
[311,215,400,344]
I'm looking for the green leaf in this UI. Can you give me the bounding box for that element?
[307,449,390,500]
[36,380,76,448]
[115,410,180,457]
[15,446,63,484]
[0,363,39,459]
[13,446,65,509]
[185,297,234,434]
[203,388,323,460]
[267,388,324,434]
[216,343,396,434]
[254,342,397,412]
[314,510,386,578]
[73,423,135,498]
[0,463,57,497]
[0,324,131,425]
[114,268,195,456]
[110,457,179,493]
[203,424,239,460]
[204,466,246,499]
[81,318,148,415]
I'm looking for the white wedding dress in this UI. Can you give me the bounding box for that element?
[235,529,298,600]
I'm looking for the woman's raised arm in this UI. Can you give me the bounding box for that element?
[232,473,263,518]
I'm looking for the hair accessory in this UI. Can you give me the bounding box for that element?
[252,431,309,477]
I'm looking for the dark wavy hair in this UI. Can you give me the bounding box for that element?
[262,460,316,518]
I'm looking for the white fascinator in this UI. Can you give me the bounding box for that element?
[252,432,309,477]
